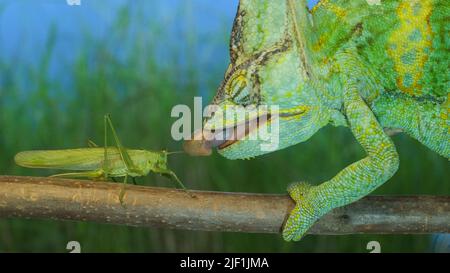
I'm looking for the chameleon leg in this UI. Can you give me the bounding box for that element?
[282,84,399,241]
[372,93,450,158]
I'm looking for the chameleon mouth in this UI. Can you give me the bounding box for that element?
[217,114,272,150]
[183,114,271,156]
[183,109,307,156]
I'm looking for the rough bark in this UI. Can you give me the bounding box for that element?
[0,176,448,234]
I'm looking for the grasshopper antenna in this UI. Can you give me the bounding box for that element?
[166,150,185,155]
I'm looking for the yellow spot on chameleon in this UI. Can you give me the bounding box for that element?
[227,73,247,96]
[387,0,432,96]
[312,0,347,20]
[280,105,311,121]
[313,35,327,52]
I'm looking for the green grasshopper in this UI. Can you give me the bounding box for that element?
[15,114,189,202]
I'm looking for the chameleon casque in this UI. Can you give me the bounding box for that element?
[184,0,449,241]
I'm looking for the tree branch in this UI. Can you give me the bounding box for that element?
[0,175,448,235]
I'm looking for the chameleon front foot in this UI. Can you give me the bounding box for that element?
[282,181,319,241]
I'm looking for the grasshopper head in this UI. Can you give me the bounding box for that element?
[143,150,169,174]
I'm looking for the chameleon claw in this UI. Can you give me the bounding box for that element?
[282,181,318,241]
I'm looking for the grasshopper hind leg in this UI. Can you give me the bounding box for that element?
[104,114,140,174]
[118,174,129,206]
[50,169,105,180]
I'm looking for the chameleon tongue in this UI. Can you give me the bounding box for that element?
[183,127,234,156]
[183,114,271,156]
[183,129,216,156]
[183,139,212,156]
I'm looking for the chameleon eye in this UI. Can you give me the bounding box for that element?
[228,74,251,106]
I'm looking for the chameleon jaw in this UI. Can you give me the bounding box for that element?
[183,107,309,157]
[217,113,272,150]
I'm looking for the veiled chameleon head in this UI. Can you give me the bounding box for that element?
[184,0,330,159]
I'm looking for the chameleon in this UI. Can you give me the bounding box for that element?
[184,0,449,241]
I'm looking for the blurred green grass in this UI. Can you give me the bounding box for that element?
[0,3,448,253]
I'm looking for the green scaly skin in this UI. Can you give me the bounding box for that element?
[185,0,449,241]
